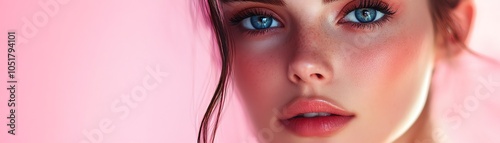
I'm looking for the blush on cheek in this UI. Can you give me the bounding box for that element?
[341,21,433,88]
[232,47,291,128]
[338,24,434,142]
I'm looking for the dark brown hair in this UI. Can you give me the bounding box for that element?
[197,0,463,142]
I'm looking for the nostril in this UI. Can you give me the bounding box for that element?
[294,75,302,81]
[312,73,324,79]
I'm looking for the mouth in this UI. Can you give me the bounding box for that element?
[279,97,355,137]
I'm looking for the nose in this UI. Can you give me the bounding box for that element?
[287,20,335,85]
[288,53,333,84]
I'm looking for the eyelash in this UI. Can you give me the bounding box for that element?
[228,0,397,35]
[339,0,397,30]
[229,9,280,35]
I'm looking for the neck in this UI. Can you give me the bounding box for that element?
[394,93,436,143]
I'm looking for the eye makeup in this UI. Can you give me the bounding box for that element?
[338,0,397,30]
[228,8,284,36]
[226,0,398,35]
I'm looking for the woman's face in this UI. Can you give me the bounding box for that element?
[223,0,436,142]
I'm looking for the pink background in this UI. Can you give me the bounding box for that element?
[0,0,498,143]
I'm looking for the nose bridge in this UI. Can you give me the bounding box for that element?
[295,23,325,51]
[287,0,333,54]
[292,20,333,64]
[287,22,334,85]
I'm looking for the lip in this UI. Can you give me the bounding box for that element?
[279,97,355,137]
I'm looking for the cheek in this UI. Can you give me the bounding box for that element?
[340,12,435,142]
[232,38,291,126]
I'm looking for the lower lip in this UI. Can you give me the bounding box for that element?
[280,115,354,137]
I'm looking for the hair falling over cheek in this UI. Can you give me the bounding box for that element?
[197,0,233,143]
[197,0,464,143]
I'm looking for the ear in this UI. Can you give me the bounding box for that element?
[434,0,476,63]
[451,0,475,44]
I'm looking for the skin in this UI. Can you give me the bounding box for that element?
[220,0,473,142]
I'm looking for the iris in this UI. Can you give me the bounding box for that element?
[250,16,273,29]
[354,8,377,23]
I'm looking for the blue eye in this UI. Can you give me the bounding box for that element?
[241,15,280,30]
[344,8,385,23]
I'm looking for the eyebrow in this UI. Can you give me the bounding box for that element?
[222,0,341,6]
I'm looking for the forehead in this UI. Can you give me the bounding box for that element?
[220,0,427,7]
[220,0,411,5]
[222,0,286,5]
[219,0,430,15]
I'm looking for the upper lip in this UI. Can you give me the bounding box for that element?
[279,97,354,120]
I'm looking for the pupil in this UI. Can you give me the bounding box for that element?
[251,15,273,29]
[355,8,377,23]
[362,10,370,17]
[260,17,269,24]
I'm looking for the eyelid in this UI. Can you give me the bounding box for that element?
[229,8,284,27]
[343,9,385,23]
[228,8,285,35]
[338,0,396,19]
[336,0,397,30]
